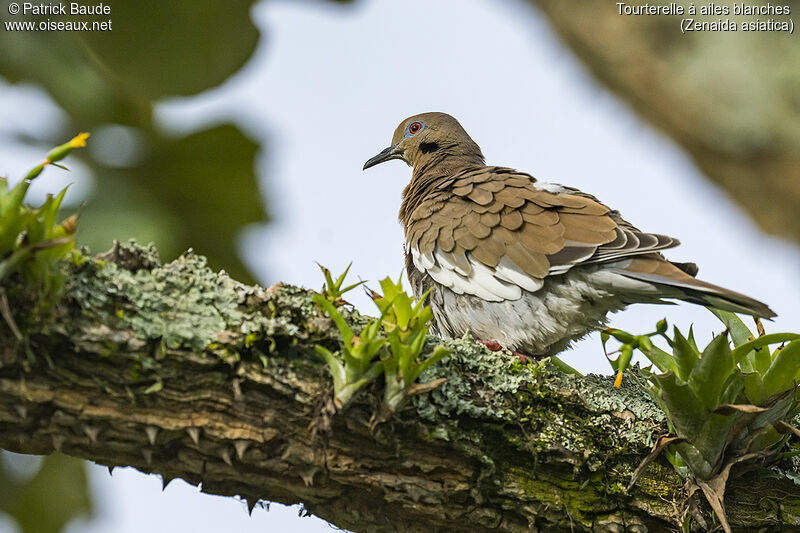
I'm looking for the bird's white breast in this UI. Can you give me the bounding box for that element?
[424,268,631,355]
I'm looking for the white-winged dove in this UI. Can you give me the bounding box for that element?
[364,112,775,357]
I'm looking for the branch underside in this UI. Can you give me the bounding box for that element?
[2,242,800,532]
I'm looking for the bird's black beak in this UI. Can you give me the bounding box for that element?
[363,145,402,170]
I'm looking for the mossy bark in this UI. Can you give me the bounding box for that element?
[2,242,800,532]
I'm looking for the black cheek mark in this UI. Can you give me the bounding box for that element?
[419,142,439,154]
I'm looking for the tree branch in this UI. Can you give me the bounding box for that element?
[2,242,800,532]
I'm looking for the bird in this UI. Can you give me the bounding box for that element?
[363,112,775,357]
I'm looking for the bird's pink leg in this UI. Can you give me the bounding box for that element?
[476,340,530,364]
[476,339,503,352]
[512,352,529,364]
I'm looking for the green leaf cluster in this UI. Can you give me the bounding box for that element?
[0,453,91,533]
[604,311,800,531]
[0,137,85,311]
[372,277,450,412]
[312,267,449,416]
[316,262,365,305]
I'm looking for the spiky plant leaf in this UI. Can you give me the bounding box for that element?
[689,333,734,410]
[652,372,706,442]
[763,341,800,398]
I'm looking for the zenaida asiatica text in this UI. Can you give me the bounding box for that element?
[364,112,775,356]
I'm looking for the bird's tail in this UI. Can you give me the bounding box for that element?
[610,256,776,319]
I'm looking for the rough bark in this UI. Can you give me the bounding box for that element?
[2,242,800,532]
[527,1,800,243]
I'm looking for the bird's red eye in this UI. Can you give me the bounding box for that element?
[409,122,422,134]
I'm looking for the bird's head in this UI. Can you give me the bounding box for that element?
[363,112,484,172]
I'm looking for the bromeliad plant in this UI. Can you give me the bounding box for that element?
[371,277,450,414]
[315,262,365,306]
[312,293,386,410]
[312,267,449,416]
[604,311,800,532]
[0,134,88,329]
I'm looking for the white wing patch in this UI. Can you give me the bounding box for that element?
[494,256,544,292]
[533,182,568,194]
[411,247,545,302]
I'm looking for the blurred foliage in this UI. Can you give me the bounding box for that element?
[528,1,800,243]
[0,0,264,282]
[604,312,800,532]
[0,452,91,533]
[0,1,353,531]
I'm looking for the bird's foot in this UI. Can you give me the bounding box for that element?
[512,352,529,364]
[476,340,530,364]
[476,339,503,352]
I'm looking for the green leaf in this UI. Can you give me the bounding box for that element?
[393,294,413,329]
[413,287,432,310]
[743,372,767,406]
[687,325,700,353]
[408,328,428,358]
[335,360,385,406]
[730,395,796,452]
[709,308,752,346]
[549,356,583,376]
[314,345,345,391]
[763,340,800,398]
[732,333,800,364]
[718,371,744,405]
[652,372,706,442]
[607,328,635,344]
[692,412,740,474]
[81,0,259,99]
[709,308,774,374]
[745,425,786,455]
[383,333,403,374]
[600,330,610,355]
[0,453,91,533]
[312,294,353,345]
[410,345,451,383]
[673,441,715,480]
[749,395,795,433]
[663,445,692,478]
[43,188,68,236]
[639,337,678,374]
[3,179,31,217]
[334,263,351,289]
[334,361,383,409]
[672,327,699,381]
[753,344,773,376]
[81,125,264,283]
[689,332,734,410]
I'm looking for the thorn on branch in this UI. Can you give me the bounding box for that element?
[82,424,100,444]
[145,425,159,445]
[234,440,250,460]
[186,427,201,445]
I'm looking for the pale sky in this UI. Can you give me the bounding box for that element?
[1,0,798,532]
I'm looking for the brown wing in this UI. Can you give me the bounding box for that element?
[405,167,680,301]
